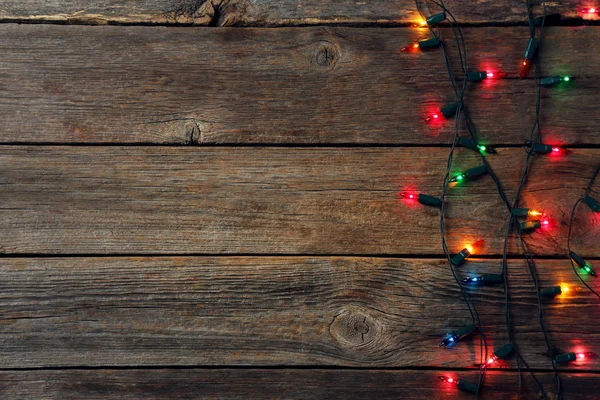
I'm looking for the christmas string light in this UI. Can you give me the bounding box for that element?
[567,164,600,302]
[449,165,488,183]
[511,208,545,218]
[484,343,515,368]
[462,274,503,286]
[414,2,489,396]
[540,76,573,86]
[424,101,461,122]
[438,376,478,393]
[458,137,496,154]
[400,37,441,52]
[439,324,476,347]
[450,240,484,266]
[399,192,443,207]
[414,0,555,397]
[570,251,597,276]
[466,71,508,81]
[540,284,569,298]
[554,352,596,364]
[520,37,538,78]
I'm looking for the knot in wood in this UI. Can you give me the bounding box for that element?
[329,307,381,348]
[311,41,339,69]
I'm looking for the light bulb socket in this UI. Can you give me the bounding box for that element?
[511,208,530,217]
[457,380,478,394]
[524,37,538,60]
[531,143,553,154]
[441,101,461,118]
[540,76,563,86]
[520,220,541,231]
[466,71,487,82]
[540,286,562,297]
[554,352,576,364]
[570,251,587,269]
[464,165,488,179]
[584,195,600,212]
[426,12,446,25]
[418,194,442,208]
[451,249,470,266]
[493,343,515,360]
[419,37,441,50]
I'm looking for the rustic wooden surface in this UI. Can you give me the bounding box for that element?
[1,1,599,399]
[0,147,597,256]
[1,257,599,370]
[1,369,599,399]
[0,25,599,144]
[0,0,596,25]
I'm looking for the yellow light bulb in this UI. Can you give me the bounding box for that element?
[561,284,569,293]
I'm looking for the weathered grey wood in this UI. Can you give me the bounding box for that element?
[0,147,598,255]
[0,24,598,144]
[0,0,592,25]
[1,256,599,369]
[0,369,598,399]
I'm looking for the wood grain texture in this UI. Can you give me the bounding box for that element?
[0,0,595,25]
[1,24,599,144]
[1,369,598,399]
[0,147,598,255]
[2,256,600,369]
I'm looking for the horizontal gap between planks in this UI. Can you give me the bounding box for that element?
[1,143,600,149]
[0,253,597,260]
[2,365,600,374]
[1,18,600,28]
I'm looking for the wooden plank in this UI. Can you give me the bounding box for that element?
[0,24,599,144]
[1,256,600,369]
[0,369,598,399]
[0,147,598,256]
[0,0,593,25]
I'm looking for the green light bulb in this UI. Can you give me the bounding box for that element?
[456,175,464,181]
[563,76,570,82]
[585,266,592,273]
[478,145,487,151]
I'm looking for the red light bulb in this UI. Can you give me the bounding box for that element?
[399,192,418,199]
[580,8,598,13]
[485,71,507,79]
[400,43,420,52]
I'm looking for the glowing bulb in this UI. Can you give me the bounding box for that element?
[578,353,586,359]
[419,19,427,26]
[487,72,494,78]
[590,8,597,13]
[523,61,527,66]
[456,175,464,181]
[447,378,454,383]
[487,357,495,364]
[563,76,570,82]
[433,114,439,119]
[561,284,569,293]
[478,145,487,151]
[542,219,549,226]
[528,210,542,217]
[465,245,474,254]
[552,147,560,153]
